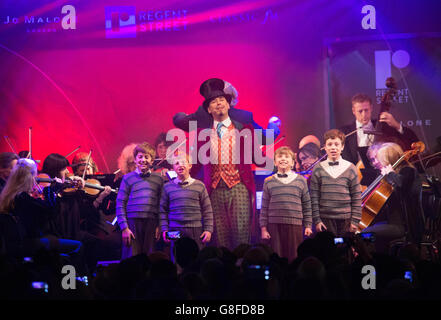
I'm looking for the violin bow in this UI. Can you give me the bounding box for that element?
[65,146,81,158]
[3,136,18,154]
[82,149,93,180]
[27,127,32,159]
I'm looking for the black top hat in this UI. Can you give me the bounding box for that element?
[200,78,232,110]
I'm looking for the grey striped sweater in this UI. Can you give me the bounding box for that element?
[116,171,164,230]
[310,163,362,225]
[160,179,214,232]
[259,174,312,228]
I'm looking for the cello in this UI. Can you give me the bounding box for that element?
[357,141,425,232]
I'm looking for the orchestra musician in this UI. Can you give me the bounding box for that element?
[339,93,418,186]
[71,151,100,176]
[152,132,173,180]
[0,152,19,193]
[41,153,113,273]
[361,142,426,252]
[0,158,84,270]
[70,151,120,258]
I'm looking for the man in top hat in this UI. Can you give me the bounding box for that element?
[173,78,281,143]
[185,78,268,250]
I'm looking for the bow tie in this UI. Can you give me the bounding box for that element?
[178,181,189,186]
[328,161,339,166]
[139,172,151,178]
[277,173,288,178]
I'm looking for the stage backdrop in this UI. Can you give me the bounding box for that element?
[1,0,441,174]
[327,34,441,177]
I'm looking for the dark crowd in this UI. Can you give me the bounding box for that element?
[1,231,440,301]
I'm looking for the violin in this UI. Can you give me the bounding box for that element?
[63,149,118,196]
[32,173,51,199]
[357,141,425,232]
[62,174,118,196]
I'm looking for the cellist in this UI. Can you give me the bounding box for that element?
[361,142,426,252]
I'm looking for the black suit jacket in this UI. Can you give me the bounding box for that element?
[339,120,419,165]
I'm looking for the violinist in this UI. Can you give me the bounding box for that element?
[361,142,426,252]
[0,158,83,262]
[152,132,173,177]
[71,151,99,176]
[71,151,121,261]
[71,152,112,211]
[41,153,85,187]
[41,153,107,273]
[0,152,19,193]
[296,142,321,180]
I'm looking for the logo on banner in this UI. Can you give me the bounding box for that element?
[375,50,431,128]
[0,5,76,33]
[375,50,410,104]
[104,6,188,38]
[105,6,137,38]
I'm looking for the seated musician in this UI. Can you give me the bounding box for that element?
[362,142,425,252]
[71,152,116,237]
[0,152,19,193]
[0,158,84,270]
[41,153,114,272]
[72,151,100,176]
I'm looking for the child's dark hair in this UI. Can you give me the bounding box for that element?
[323,129,345,146]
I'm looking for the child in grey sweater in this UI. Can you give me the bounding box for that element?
[160,152,213,249]
[310,129,362,237]
[260,146,312,261]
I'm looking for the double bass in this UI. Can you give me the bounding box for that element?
[357,141,425,232]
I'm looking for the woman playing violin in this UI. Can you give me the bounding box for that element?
[41,153,85,188]
[70,151,120,258]
[296,142,321,183]
[72,151,100,177]
[41,153,114,272]
[0,158,83,263]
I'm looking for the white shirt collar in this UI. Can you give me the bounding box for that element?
[274,170,298,184]
[174,175,195,186]
[356,119,373,130]
[321,156,352,178]
[356,120,374,147]
[213,117,232,129]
